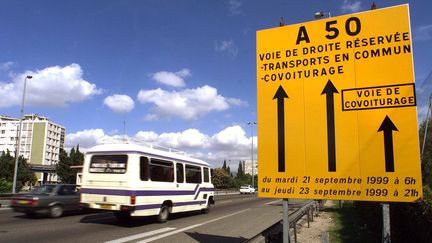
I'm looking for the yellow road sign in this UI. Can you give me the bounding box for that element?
[257,4,423,202]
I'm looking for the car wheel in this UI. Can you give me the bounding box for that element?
[156,204,170,223]
[49,205,63,218]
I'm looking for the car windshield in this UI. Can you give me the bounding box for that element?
[241,186,249,189]
[31,185,56,194]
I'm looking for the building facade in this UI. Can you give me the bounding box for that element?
[0,114,65,184]
[243,159,258,176]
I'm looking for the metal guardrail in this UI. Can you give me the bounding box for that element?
[289,200,320,243]
[0,193,15,208]
[214,189,240,195]
[247,200,321,243]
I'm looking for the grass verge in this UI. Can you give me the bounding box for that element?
[324,200,380,243]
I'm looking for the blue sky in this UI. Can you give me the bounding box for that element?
[1,0,431,168]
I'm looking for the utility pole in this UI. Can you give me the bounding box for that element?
[247,121,257,188]
[12,75,32,193]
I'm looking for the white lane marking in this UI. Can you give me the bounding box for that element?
[105,227,176,243]
[265,199,282,205]
[137,209,251,243]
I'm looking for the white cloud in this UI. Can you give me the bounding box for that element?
[151,68,191,87]
[66,125,257,168]
[135,131,159,142]
[158,129,210,148]
[0,63,101,108]
[0,61,14,71]
[66,128,105,149]
[137,85,244,120]
[103,94,135,113]
[227,97,248,107]
[175,68,191,78]
[215,40,239,57]
[341,0,362,13]
[211,125,249,148]
[414,24,432,41]
[228,0,243,15]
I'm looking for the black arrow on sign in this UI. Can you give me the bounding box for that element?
[273,85,289,172]
[321,80,339,172]
[378,116,398,172]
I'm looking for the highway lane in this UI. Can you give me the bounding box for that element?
[0,195,309,243]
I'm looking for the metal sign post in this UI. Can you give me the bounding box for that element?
[283,199,291,243]
[382,203,391,243]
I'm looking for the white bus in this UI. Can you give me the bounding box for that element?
[80,143,215,222]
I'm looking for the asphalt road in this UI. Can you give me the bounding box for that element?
[0,195,309,243]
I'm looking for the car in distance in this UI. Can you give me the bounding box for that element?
[239,185,255,194]
[10,184,80,218]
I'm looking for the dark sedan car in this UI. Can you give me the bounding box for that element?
[10,184,80,218]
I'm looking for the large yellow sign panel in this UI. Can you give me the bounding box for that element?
[257,5,422,202]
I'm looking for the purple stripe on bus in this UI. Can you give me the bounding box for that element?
[199,188,214,192]
[135,204,161,210]
[193,184,200,200]
[174,201,206,207]
[134,200,206,211]
[80,187,214,197]
[192,184,200,200]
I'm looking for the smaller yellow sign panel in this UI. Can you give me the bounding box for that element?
[257,5,422,202]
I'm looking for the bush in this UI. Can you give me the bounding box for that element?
[389,186,432,243]
[0,178,12,193]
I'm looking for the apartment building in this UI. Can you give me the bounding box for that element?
[243,159,258,176]
[0,114,65,183]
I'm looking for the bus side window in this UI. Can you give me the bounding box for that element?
[176,163,184,183]
[150,159,174,182]
[203,167,210,183]
[186,165,202,184]
[140,157,149,181]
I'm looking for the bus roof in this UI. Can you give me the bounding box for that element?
[86,143,211,167]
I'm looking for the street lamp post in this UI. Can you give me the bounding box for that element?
[247,121,257,189]
[12,75,32,194]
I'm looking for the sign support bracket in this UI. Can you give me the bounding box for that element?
[283,199,291,243]
[382,203,391,243]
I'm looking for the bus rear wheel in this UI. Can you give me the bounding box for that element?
[156,204,170,223]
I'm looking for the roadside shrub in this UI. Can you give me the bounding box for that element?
[0,178,12,193]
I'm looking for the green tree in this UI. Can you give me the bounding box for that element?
[56,146,84,184]
[237,160,244,179]
[56,148,74,183]
[70,145,84,167]
[419,116,432,188]
[0,150,36,192]
[17,156,37,189]
[0,150,15,180]
[0,178,12,193]
[211,168,231,189]
[222,159,227,172]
